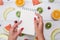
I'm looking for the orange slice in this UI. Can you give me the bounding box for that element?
[4,24,11,32]
[51,10,60,20]
[32,0,40,6]
[0,0,3,5]
[16,0,24,7]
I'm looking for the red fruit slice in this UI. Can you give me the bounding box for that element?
[0,0,3,5]
[5,24,11,32]
[32,0,40,5]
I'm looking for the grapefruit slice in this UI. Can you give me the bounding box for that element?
[0,0,3,5]
[51,10,60,20]
[32,0,40,6]
[16,0,24,7]
[4,24,11,32]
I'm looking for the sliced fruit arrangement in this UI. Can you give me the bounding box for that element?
[3,7,15,20]
[4,24,11,32]
[16,11,21,18]
[49,0,54,3]
[32,0,40,6]
[16,0,25,7]
[51,10,60,20]
[51,28,60,40]
[37,7,43,13]
[45,22,52,29]
[0,34,8,40]
[0,0,3,5]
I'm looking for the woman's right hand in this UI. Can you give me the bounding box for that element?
[34,13,45,40]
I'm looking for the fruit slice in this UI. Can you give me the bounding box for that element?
[49,0,54,3]
[51,28,60,40]
[16,11,21,18]
[3,7,15,20]
[51,10,60,20]
[4,24,11,32]
[0,0,3,5]
[32,0,40,6]
[16,0,24,7]
[37,7,43,13]
[45,22,52,29]
[0,34,8,40]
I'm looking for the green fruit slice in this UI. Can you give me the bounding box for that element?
[45,22,52,29]
[16,11,21,18]
[37,7,43,13]
[49,0,54,3]
[51,28,60,40]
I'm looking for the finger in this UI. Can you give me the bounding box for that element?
[11,20,22,31]
[34,17,38,32]
[35,13,43,31]
[35,13,43,25]
[17,28,24,36]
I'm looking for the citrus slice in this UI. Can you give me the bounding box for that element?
[4,24,11,32]
[51,10,60,20]
[51,28,60,40]
[16,0,24,7]
[0,34,8,40]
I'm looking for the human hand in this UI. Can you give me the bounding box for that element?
[34,13,45,40]
[8,20,24,40]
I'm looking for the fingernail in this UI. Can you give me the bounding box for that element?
[21,28,24,31]
[14,20,18,23]
[34,17,36,20]
[20,20,22,22]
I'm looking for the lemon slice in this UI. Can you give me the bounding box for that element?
[16,0,24,7]
[0,34,8,40]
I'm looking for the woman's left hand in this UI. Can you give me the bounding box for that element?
[8,20,24,40]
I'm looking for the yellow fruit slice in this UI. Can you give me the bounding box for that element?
[51,10,60,20]
[16,0,24,7]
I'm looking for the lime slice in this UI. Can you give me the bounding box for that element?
[45,22,52,29]
[37,7,43,13]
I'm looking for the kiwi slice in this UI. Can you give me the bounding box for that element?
[49,0,54,3]
[37,7,43,13]
[16,11,21,18]
[45,22,52,29]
